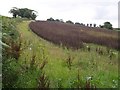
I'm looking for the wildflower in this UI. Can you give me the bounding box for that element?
[29,47,32,50]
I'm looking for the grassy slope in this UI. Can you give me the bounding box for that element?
[17,21,118,88]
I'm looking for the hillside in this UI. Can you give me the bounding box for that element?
[2,17,119,88]
[29,21,119,50]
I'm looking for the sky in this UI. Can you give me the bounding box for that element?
[0,0,119,28]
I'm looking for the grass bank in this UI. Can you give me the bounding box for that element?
[16,21,119,88]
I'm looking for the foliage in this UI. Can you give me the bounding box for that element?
[90,24,92,27]
[2,58,19,88]
[2,16,22,88]
[99,22,113,30]
[47,17,55,21]
[9,7,37,20]
[103,22,113,30]
[2,16,38,88]
[75,22,80,25]
[9,7,18,18]
[55,19,60,22]
[66,20,74,24]
[93,24,96,27]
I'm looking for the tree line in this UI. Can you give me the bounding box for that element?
[47,17,113,30]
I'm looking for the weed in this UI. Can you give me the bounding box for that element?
[66,54,74,70]
[38,72,50,88]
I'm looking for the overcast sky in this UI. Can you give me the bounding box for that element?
[0,0,119,28]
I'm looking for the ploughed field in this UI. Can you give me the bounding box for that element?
[29,21,119,50]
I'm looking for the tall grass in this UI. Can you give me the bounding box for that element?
[2,17,119,88]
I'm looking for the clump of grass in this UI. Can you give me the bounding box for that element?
[66,54,74,70]
[96,47,104,55]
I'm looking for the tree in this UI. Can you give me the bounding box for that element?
[9,7,37,20]
[80,23,84,26]
[47,17,54,21]
[66,20,74,24]
[75,22,80,25]
[87,24,89,27]
[93,24,96,27]
[9,7,19,18]
[55,19,60,22]
[59,19,64,23]
[90,24,92,27]
[103,22,113,30]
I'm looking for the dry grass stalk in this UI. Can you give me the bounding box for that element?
[38,72,50,88]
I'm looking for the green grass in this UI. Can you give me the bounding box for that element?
[15,21,119,88]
